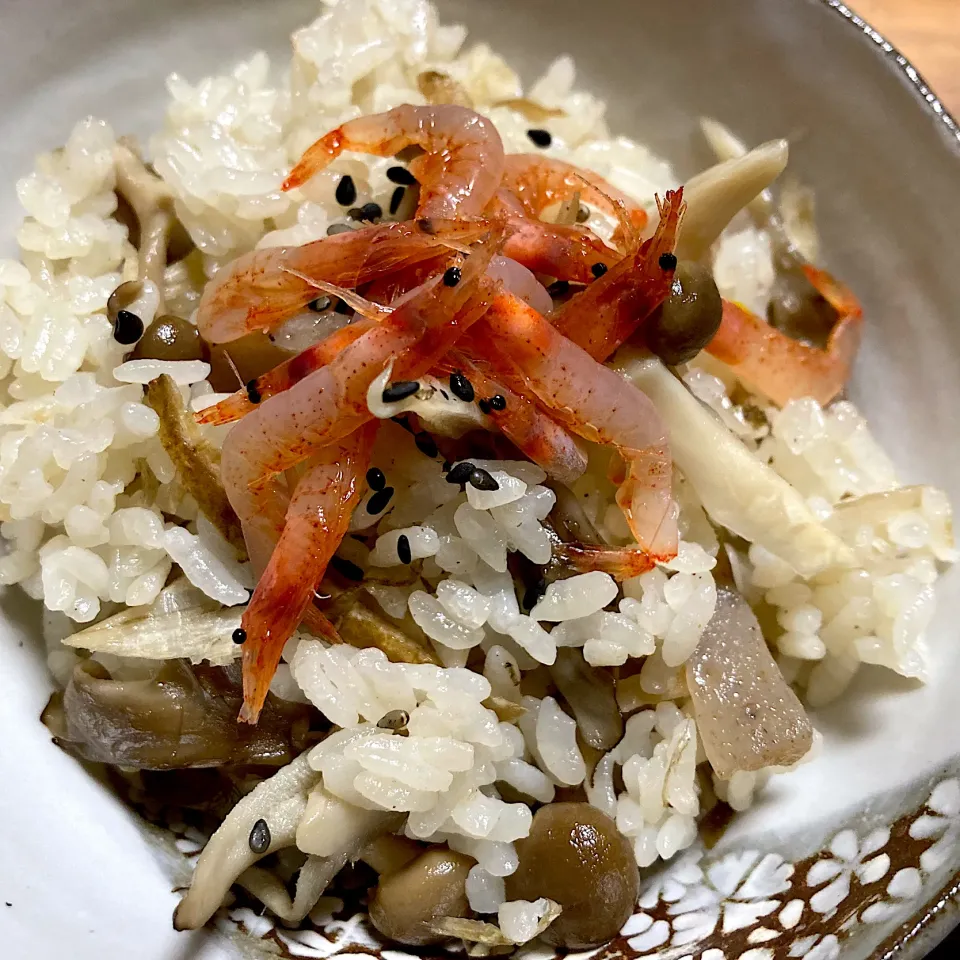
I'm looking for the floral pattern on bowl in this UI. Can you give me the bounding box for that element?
[189,768,960,960]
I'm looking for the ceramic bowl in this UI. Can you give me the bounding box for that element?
[1,1,959,958]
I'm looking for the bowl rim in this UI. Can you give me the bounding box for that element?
[818,0,960,153]
[817,2,959,957]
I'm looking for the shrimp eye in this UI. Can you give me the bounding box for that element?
[443,266,462,287]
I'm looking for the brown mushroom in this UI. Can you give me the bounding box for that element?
[645,261,723,365]
[369,846,474,946]
[207,332,292,393]
[42,659,316,770]
[132,314,206,363]
[505,803,638,949]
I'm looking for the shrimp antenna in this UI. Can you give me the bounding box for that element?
[222,348,245,389]
[280,267,393,321]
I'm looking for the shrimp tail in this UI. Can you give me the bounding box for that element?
[239,424,376,724]
[554,542,657,580]
[282,130,345,192]
[616,445,680,560]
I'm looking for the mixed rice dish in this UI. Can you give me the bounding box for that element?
[3,0,955,951]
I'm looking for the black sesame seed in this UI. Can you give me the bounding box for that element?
[377,708,410,730]
[489,394,506,411]
[232,628,247,645]
[327,222,354,236]
[523,578,547,610]
[249,819,271,855]
[396,534,412,565]
[659,252,678,271]
[381,380,420,403]
[478,399,492,414]
[469,467,500,492]
[527,128,552,148]
[347,207,363,220]
[446,461,475,485]
[366,486,395,515]
[449,370,475,402]
[366,467,386,491]
[387,166,418,186]
[547,279,570,298]
[308,296,332,312]
[335,175,357,206]
[330,555,365,581]
[415,431,439,458]
[591,262,609,279]
[389,186,406,215]
[358,202,382,222]
[113,309,144,345]
[246,380,262,404]
[334,298,353,315]
[443,266,462,287]
[576,203,591,224]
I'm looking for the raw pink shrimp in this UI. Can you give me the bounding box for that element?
[466,292,678,574]
[197,257,497,428]
[282,105,505,219]
[197,218,488,343]
[240,423,376,723]
[197,319,376,426]
[220,230,503,569]
[438,352,588,485]
[705,264,863,406]
[551,189,686,361]
[499,154,649,245]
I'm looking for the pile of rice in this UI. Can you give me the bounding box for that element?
[1,0,955,943]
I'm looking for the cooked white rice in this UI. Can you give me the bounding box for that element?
[3,0,956,946]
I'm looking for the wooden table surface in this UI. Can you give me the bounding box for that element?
[853,0,960,114]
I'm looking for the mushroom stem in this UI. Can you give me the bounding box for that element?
[145,374,246,557]
[113,140,174,313]
[235,855,348,924]
[676,139,789,262]
[173,753,321,931]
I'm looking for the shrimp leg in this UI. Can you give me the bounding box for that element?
[705,265,863,406]
[240,423,377,723]
[466,292,679,574]
[283,105,505,220]
[198,218,489,343]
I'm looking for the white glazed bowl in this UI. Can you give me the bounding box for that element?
[1,2,959,958]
